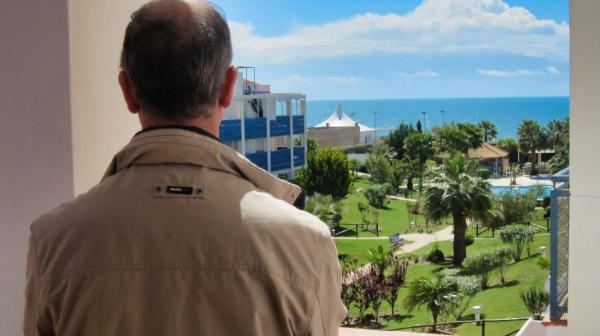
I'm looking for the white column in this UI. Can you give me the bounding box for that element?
[570,1,600,333]
[240,100,246,155]
[302,97,307,168]
[287,99,294,178]
[266,98,271,172]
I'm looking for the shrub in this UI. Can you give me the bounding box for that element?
[305,193,343,230]
[478,168,492,179]
[363,184,390,208]
[536,257,550,270]
[462,249,499,289]
[297,147,351,198]
[520,287,549,320]
[499,225,537,261]
[427,242,445,263]
[465,234,475,246]
[383,256,409,316]
[494,246,513,285]
[498,192,537,225]
[445,275,481,320]
[366,157,391,184]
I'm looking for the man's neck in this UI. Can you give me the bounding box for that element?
[138,112,221,139]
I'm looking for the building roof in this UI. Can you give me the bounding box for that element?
[468,143,509,159]
[313,103,374,134]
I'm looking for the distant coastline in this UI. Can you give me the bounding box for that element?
[306,96,569,139]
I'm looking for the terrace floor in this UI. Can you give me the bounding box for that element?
[339,328,438,336]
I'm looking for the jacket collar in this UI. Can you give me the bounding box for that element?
[102,128,302,206]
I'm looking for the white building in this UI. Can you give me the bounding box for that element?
[221,67,307,178]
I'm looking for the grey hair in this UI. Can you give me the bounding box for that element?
[120,0,233,120]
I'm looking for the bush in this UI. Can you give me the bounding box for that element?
[478,168,492,179]
[465,234,475,246]
[427,249,445,264]
[366,154,392,184]
[363,184,391,208]
[305,193,343,230]
[494,246,513,285]
[499,225,537,261]
[297,147,352,198]
[536,257,550,270]
[462,249,499,289]
[498,192,537,225]
[520,287,549,320]
[445,275,481,320]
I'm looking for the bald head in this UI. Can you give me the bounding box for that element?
[120,0,233,120]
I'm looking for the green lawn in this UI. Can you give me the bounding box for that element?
[340,234,550,336]
[337,181,448,237]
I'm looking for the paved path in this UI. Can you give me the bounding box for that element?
[334,226,454,254]
[339,327,438,336]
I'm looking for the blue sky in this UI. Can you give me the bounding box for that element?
[216,0,569,100]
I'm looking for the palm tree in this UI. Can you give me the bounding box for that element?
[424,154,492,265]
[404,132,435,193]
[480,120,498,143]
[517,119,545,164]
[546,118,568,148]
[404,276,458,332]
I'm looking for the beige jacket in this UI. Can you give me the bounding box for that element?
[24,128,346,336]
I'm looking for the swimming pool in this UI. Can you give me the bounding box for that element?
[490,185,552,199]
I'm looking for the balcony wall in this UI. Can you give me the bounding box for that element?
[245,147,305,172]
[220,116,304,142]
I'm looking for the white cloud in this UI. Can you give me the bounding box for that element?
[547,66,561,75]
[398,70,440,78]
[516,69,545,76]
[478,68,551,77]
[478,69,518,77]
[230,0,569,65]
[280,74,362,85]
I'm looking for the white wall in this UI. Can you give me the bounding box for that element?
[68,0,146,195]
[0,1,73,334]
[569,0,600,334]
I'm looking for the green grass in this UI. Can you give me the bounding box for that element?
[341,234,550,336]
[337,181,448,237]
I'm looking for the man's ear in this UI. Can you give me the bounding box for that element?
[118,71,141,113]
[219,66,238,109]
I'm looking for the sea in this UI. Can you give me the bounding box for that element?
[305,96,570,139]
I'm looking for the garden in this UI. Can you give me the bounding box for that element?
[294,119,565,334]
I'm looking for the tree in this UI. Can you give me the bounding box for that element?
[546,118,569,148]
[363,184,391,208]
[496,138,520,163]
[480,120,498,143]
[499,225,537,262]
[517,119,545,164]
[386,123,415,160]
[366,152,392,184]
[304,193,343,230]
[498,192,537,225]
[457,123,484,149]
[296,147,351,198]
[433,124,471,154]
[404,132,435,193]
[462,249,498,289]
[416,120,423,133]
[424,154,492,265]
[294,136,317,152]
[404,276,458,332]
[549,140,569,173]
[494,246,513,285]
[389,161,406,193]
[384,256,408,317]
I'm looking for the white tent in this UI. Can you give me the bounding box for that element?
[313,103,378,143]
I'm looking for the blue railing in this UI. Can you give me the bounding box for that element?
[244,147,305,172]
[220,116,304,142]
